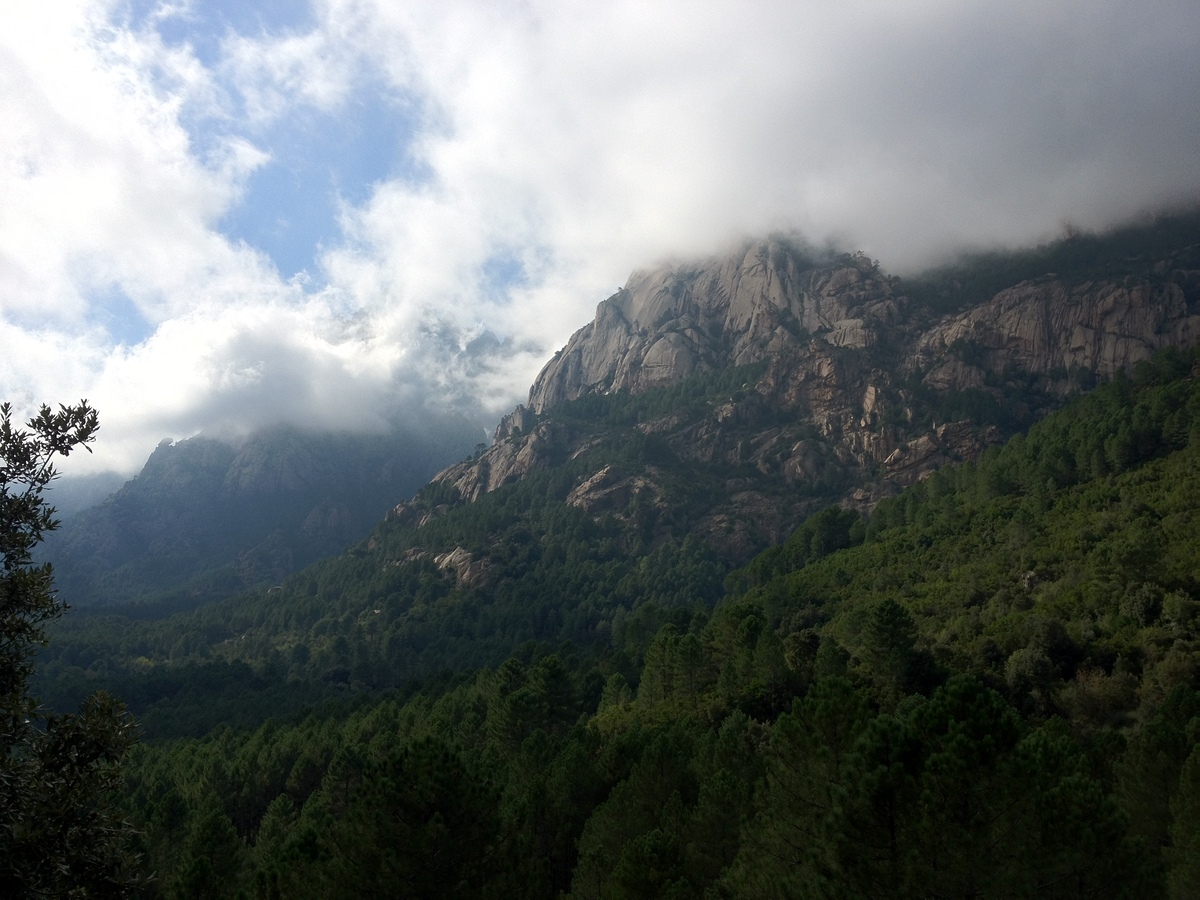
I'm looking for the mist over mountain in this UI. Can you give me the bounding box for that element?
[44,211,1200,608]
[7,3,1200,483]
[43,471,128,519]
[45,415,483,607]
[9,2,1200,893]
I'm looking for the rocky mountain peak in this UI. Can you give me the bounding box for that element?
[397,218,1200,559]
[526,239,901,414]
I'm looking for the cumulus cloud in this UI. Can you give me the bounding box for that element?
[1,0,1199,476]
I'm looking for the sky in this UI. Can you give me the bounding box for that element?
[2,0,1199,476]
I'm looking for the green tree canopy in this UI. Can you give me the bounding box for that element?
[0,401,142,896]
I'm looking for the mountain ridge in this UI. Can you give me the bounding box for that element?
[401,218,1199,551]
[46,419,483,606]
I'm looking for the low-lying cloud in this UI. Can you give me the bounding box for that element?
[2,0,1198,474]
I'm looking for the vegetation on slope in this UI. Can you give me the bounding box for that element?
[901,207,1200,315]
[84,346,1200,897]
[37,365,794,733]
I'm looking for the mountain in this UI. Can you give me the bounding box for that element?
[49,214,1198,612]
[532,226,1200,407]
[45,418,483,607]
[41,471,127,518]
[403,217,1200,558]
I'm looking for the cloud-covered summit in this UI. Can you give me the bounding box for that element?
[2,0,1198,474]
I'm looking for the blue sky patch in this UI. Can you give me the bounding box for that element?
[86,286,154,347]
[480,252,527,302]
[217,88,425,279]
[124,1,429,280]
[133,0,317,69]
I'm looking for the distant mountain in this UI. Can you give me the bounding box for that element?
[43,471,127,518]
[46,418,483,606]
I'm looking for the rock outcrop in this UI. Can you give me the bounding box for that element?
[908,278,1200,389]
[527,241,901,412]
[566,465,662,515]
[434,547,491,586]
[434,420,571,503]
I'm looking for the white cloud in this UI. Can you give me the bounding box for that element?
[219,22,361,123]
[2,0,1199,478]
[0,2,260,326]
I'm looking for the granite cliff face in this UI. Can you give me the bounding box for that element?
[909,277,1200,390]
[527,241,901,412]
[529,241,1200,418]
[393,223,1200,559]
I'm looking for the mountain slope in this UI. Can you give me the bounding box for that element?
[414,214,1200,554]
[46,419,482,607]
[39,212,1200,680]
[107,345,1200,898]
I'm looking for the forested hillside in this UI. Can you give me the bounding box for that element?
[51,346,1199,897]
[37,365,775,735]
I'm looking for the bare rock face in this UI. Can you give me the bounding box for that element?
[921,358,988,392]
[527,241,901,412]
[910,278,1200,390]
[494,404,536,440]
[882,421,1001,483]
[435,547,491,586]
[566,465,662,514]
[433,420,570,503]
[526,236,1199,433]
